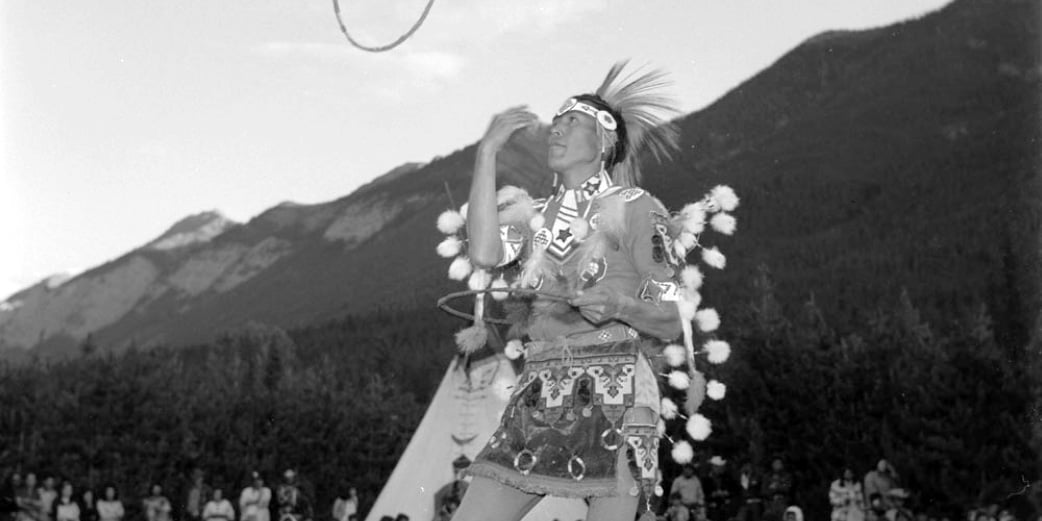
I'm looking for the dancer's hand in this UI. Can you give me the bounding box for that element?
[569,287,623,324]
[479,106,538,155]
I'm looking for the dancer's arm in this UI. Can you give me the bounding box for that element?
[467,106,537,268]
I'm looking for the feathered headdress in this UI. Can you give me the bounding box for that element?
[560,60,681,187]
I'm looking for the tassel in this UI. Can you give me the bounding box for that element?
[701,246,726,269]
[660,397,679,420]
[454,324,488,354]
[679,202,706,235]
[667,371,690,390]
[681,266,704,292]
[663,344,686,367]
[437,210,465,234]
[448,257,473,281]
[704,339,731,364]
[677,231,697,250]
[710,213,737,235]
[685,370,707,415]
[504,339,525,360]
[710,185,740,212]
[436,236,462,258]
[695,308,720,332]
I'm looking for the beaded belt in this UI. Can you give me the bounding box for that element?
[524,324,639,359]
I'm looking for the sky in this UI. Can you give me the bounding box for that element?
[0,0,952,301]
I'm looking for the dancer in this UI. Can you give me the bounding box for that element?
[446,61,733,521]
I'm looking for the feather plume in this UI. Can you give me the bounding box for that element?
[710,185,740,212]
[660,397,679,420]
[681,266,704,292]
[671,440,694,464]
[454,324,488,354]
[504,339,525,360]
[710,213,737,235]
[701,246,727,269]
[673,241,687,260]
[677,231,698,250]
[437,210,465,235]
[663,344,687,367]
[497,186,535,226]
[520,247,548,288]
[685,414,712,441]
[594,61,681,187]
[436,236,462,258]
[448,257,473,281]
[668,370,691,390]
[706,380,727,400]
[679,203,707,235]
[685,370,707,415]
[489,276,510,301]
[695,308,720,332]
[704,339,731,364]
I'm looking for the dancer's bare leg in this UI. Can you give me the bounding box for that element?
[453,476,543,521]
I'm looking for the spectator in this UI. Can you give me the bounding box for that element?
[37,477,57,521]
[239,473,271,521]
[670,465,705,521]
[866,494,887,521]
[185,469,212,521]
[330,486,357,521]
[80,490,98,521]
[885,489,913,521]
[1,472,21,521]
[864,461,898,511]
[784,507,804,521]
[54,482,80,521]
[763,459,793,521]
[96,485,124,521]
[18,474,42,521]
[830,468,865,521]
[143,484,172,521]
[704,457,739,521]
[203,489,235,521]
[276,470,310,521]
[736,463,764,521]
[665,493,692,521]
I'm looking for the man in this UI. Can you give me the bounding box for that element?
[238,473,271,521]
[276,470,310,521]
[704,457,739,521]
[184,469,212,521]
[671,466,706,521]
[864,461,898,511]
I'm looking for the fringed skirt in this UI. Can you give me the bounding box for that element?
[468,325,661,500]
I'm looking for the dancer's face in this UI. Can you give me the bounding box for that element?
[548,110,600,176]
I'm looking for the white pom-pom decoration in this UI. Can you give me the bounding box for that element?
[468,269,492,291]
[701,246,726,269]
[710,213,737,235]
[711,185,740,212]
[504,339,525,360]
[668,370,691,390]
[436,236,463,258]
[656,419,667,437]
[454,324,488,354]
[663,344,687,367]
[671,440,694,464]
[655,484,665,498]
[660,397,679,420]
[704,340,731,364]
[680,203,706,234]
[677,231,698,250]
[437,210,465,235]
[681,266,704,291]
[707,380,727,400]
[695,308,720,332]
[448,257,473,281]
[569,218,590,241]
[529,213,546,231]
[686,414,712,441]
[489,276,510,301]
[673,241,688,260]
[496,185,527,205]
[459,202,469,217]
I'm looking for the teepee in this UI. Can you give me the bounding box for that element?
[365,353,587,521]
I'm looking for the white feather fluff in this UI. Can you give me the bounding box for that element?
[668,370,691,390]
[707,380,727,400]
[686,414,712,441]
[458,202,469,217]
[677,231,698,250]
[529,213,546,231]
[680,202,706,235]
[468,269,492,291]
[448,256,473,281]
[673,241,688,260]
[436,236,462,258]
[489,276,510,301]
[701,246,727,269]
[695,308,720,332]
[660,397,679,420]
[671,440,694,464]
[704,339,731,364]
[504,339,525,360]
[677,299,697,321]
[710,213,737,235]
[437,210,466,235]
[569,218,590,241]
[681,266,704,291]
[711,185,740,212]
[663,344,687,367]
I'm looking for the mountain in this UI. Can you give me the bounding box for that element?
[2,0,1038,358]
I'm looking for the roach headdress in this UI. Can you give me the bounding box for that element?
[557,61,682,187]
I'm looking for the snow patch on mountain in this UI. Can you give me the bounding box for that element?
[149,212,236,250]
